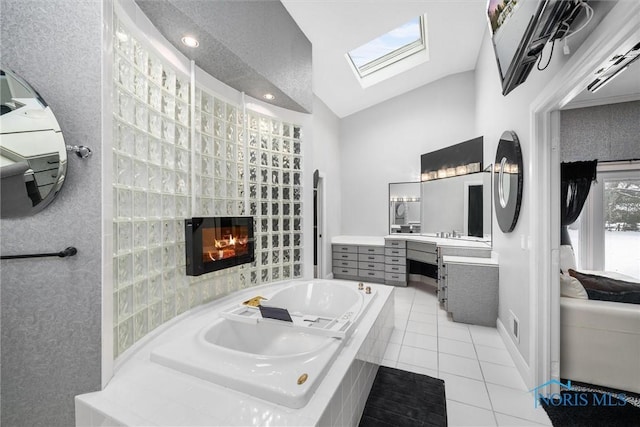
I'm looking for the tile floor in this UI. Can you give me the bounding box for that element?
[381,281,553,427]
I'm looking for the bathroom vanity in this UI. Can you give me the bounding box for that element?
[331,236,386,284]
[332,234,498,326]
[441,255,499,327]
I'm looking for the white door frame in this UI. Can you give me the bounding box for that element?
[315,172,327,279]
[530,1,640,393]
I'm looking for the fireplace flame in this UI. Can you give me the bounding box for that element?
[205,232,248,262]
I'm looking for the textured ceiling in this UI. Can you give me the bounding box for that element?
[135,0,312,113]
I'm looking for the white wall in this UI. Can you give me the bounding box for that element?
[339,71,477,236]
[475,30,534,368]
[311,96,342,277]
[474,3,612,376]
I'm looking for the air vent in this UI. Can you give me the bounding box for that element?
[587,41,640,92]
[509,309,520,343]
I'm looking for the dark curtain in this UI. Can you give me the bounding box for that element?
[561,160,597,246]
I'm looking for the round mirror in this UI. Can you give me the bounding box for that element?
[494,131,523,233]
[0,68,67,217]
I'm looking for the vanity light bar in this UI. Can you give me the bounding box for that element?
[390,197,421,202]
[421,162,481,181]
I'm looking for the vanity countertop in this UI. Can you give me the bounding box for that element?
[332,235,492,249]
[331,235,386,246]
[392,234,492,249]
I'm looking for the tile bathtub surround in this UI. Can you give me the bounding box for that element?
[383,282,553,427]
[76,280,394,426]
[112,14,304,357]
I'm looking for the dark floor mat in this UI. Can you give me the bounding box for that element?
[358,366,447,427]
[540,379,640,427]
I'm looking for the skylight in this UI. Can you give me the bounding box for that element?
[347,16,427,79]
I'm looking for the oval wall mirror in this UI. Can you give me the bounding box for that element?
[0,68,67,217]
[494,130,523,233]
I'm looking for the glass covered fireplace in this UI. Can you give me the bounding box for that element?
[185,217,255,276]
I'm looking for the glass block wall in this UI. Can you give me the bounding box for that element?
[112,15,303,358]
[245,112,304,286]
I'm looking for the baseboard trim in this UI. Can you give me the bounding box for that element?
[497,318,533,389]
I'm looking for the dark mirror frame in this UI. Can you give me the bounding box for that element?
[494,130,524,233]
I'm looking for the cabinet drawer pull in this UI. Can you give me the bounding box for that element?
[367,256,375,260]
[341,255,348,258]
[341,269,349,273]
[341,262,349,266]
[391,250,399,254]
[392,267,399,271]
[368,264,375,268]
[367,248,375,252]
[367,272,375,276]
[391,275,400,279]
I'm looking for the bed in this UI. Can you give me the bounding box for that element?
[559,245,640,393]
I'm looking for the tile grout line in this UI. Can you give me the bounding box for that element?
[470,331,500,426]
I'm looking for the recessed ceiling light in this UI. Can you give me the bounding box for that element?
[263,93,275,100]
[181,36,199,48]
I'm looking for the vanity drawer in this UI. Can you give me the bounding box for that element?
[359,269,385,280]
[333,252,358,261]
[333,259,357,269]
[385,272,407,283]
[358,261,385,271]
[407,241,437,254]
[385,264,406,274]
[333,245,358,253]
[407,249,437,264]
[333,267,358,277]
[33,169,59,186]
[358,246,385,255]
[385,239,406,248]
[358,254,385,263]
[385,256,405,265]
[29,154,59,172]
[384,248,406,257]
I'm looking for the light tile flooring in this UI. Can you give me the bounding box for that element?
[381,281,553,427]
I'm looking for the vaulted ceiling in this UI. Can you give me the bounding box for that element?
[282,0,488,118]
[134,1,638,118]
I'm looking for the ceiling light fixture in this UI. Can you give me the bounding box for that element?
[263,93,275,100]
[181,36,199,48]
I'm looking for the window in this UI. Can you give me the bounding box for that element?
[602,173,640,277]
[346,15,428,85]
[574,162,640,280]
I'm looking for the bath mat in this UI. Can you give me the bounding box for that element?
[359,366,447,427]
[540,379,640,426]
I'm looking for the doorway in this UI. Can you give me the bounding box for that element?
[531,2,640,394]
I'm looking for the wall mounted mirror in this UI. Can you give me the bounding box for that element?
[494,130,523,233]
[420,171,493,242]
[0,68,67,217]
[389,182,421,234]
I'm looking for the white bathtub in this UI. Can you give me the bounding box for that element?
[151,280,375,409]
[261,280,363,320]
